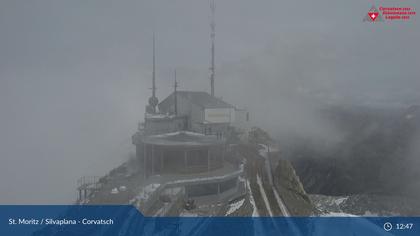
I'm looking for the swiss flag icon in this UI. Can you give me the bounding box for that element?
[364,6,383,22]
[369,12,379,21]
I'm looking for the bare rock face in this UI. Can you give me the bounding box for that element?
[289,105,420,198]
[273,159,317,216]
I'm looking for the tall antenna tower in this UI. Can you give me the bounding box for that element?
[173,69,178,116]
[148,33,159,113]
[209,0,216,97]
[152,33,156,99]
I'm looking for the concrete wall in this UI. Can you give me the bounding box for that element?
[158,95,204,131]
[157,93,238,138]
[176,95,203,130]
[143,116,187,135]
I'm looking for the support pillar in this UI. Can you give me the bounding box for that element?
[207,148,210,172]
[222,145,225,163]
[151,144,155,175]
[160,148,164,173]
[184,150,187,172]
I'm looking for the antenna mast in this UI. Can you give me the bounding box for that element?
[148,33,159,113]
[209,0,215,97]
[152,33,156,99]
[174,69,178,116]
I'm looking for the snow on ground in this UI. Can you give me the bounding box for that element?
[322,212,358,217]
[246,180,259,217]
[256,175,273,216]
[152,131,205,138]
[153,202,170,217]
[258,144,278,157]
[111,188,119,194]
[246,178,264,236]
[180,211,199,217]
[257,144,274,185]
[136,183,161,201]
[225,199,245,216]
[183,131,206,136]
[273,187,290,217]
[362,211,378,216]
[258,144,269,159]
[167,168,243,185]
[273,187,301,236]
[334,197,348,205]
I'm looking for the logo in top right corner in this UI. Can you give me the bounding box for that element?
[364,6,383,22]
[364,5,416,22]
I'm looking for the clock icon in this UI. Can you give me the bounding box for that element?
[384,222,393,231]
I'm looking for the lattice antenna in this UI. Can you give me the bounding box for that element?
[209,0,216,96]
[147,33,159,113]
[152,33,156,99]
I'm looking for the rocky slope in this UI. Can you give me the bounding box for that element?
[284,104,420,215]
[273,159,316,216]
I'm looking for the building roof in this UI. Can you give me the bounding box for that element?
[159,91,235,110]
[142,131,224,146]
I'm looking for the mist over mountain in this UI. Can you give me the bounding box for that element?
[1,0,419,204]
[281,105,420,201]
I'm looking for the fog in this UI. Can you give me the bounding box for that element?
[1,0,419,203]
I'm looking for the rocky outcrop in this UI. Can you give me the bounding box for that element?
[289,105,420,199]
[273,159,317,216]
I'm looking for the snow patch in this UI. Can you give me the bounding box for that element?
[111,188,119,194]
[136,183,161,201]
[152,131,205,138]
[256,175,273,216]
[180,211,199,217]
[167,168,243,185]
[322,212,358,217]
[258,144,278,157]
[119,186,127,192]
[225,199,245,216]
[334,197,348,205]
[273,188,290,217]
[258,144,274,185]
[246,180,259,217]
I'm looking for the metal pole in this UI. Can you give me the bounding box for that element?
[184,150,187,172]
[174,69,178,116]
[151,144,155,175]
[210,0,216,96]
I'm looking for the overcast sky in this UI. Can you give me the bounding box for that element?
[0,0,419,203]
